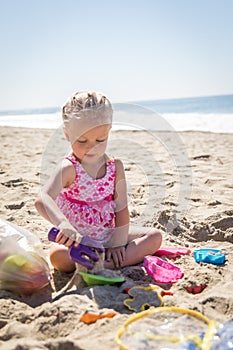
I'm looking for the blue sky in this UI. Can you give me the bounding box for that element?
[0,0,233,110]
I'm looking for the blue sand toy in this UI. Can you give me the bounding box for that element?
[194,248,225,265]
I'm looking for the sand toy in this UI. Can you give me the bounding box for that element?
[123,285,164,312]
[155,247,191,258]
[116,306,217,350]
[194,248,226,265]
[78,271,124,286]
[144,256,183,284]
[48,227,104,270]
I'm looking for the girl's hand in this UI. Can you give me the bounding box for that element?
[105,246,126,269]
[56,221,82,247]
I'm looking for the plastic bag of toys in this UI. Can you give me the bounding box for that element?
[0,218,50,295]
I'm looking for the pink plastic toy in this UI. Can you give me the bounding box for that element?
[155,247,191,258]
[144,256,183,284]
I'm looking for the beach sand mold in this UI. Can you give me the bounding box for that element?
[78,271,125,286]
[0,127,233,349]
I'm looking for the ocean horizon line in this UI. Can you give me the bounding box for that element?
[128,92,233,105]
[1,93,233,116]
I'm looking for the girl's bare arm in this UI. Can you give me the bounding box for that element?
[34,160,81,244]
[105,159,130,248]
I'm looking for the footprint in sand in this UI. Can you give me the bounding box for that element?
[207,200,222,206]
[166,181,176,188]
[5,202,25,210]
[1,178,24,187]
[192,154,211,160]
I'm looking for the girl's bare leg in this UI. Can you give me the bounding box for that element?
[104,226,162,269]
[49,243,75,273]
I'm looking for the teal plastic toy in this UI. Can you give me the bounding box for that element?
[194,248,225,265]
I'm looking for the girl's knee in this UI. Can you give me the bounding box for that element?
[149,228,163,248]
[49,245,75,273]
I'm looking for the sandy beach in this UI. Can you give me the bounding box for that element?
[0,126,233,349]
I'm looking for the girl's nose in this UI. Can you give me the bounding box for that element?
[86,142,96,151]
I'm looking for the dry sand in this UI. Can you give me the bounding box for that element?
[0,126,233,349]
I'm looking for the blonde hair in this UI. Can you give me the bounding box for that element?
[62,90,113,126]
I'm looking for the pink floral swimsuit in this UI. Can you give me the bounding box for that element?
[55,155,116,244]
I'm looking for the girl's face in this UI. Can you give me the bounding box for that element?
[69,124,111,163]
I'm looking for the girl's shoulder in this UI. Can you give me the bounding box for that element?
[61,156,77,186]
[105,155,122,165]
[65,153,78,165]
[112,158,125,180]
[114,158,124,168]
[65,154,82,172]
[105,156,124,171]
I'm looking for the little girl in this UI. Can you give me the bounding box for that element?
[35,91,162,272]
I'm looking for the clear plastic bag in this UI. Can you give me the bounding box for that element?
[0,218,50,295]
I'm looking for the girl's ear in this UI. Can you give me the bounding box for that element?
[63,128,70,141]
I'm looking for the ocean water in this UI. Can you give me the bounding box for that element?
[0,94,233,133]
